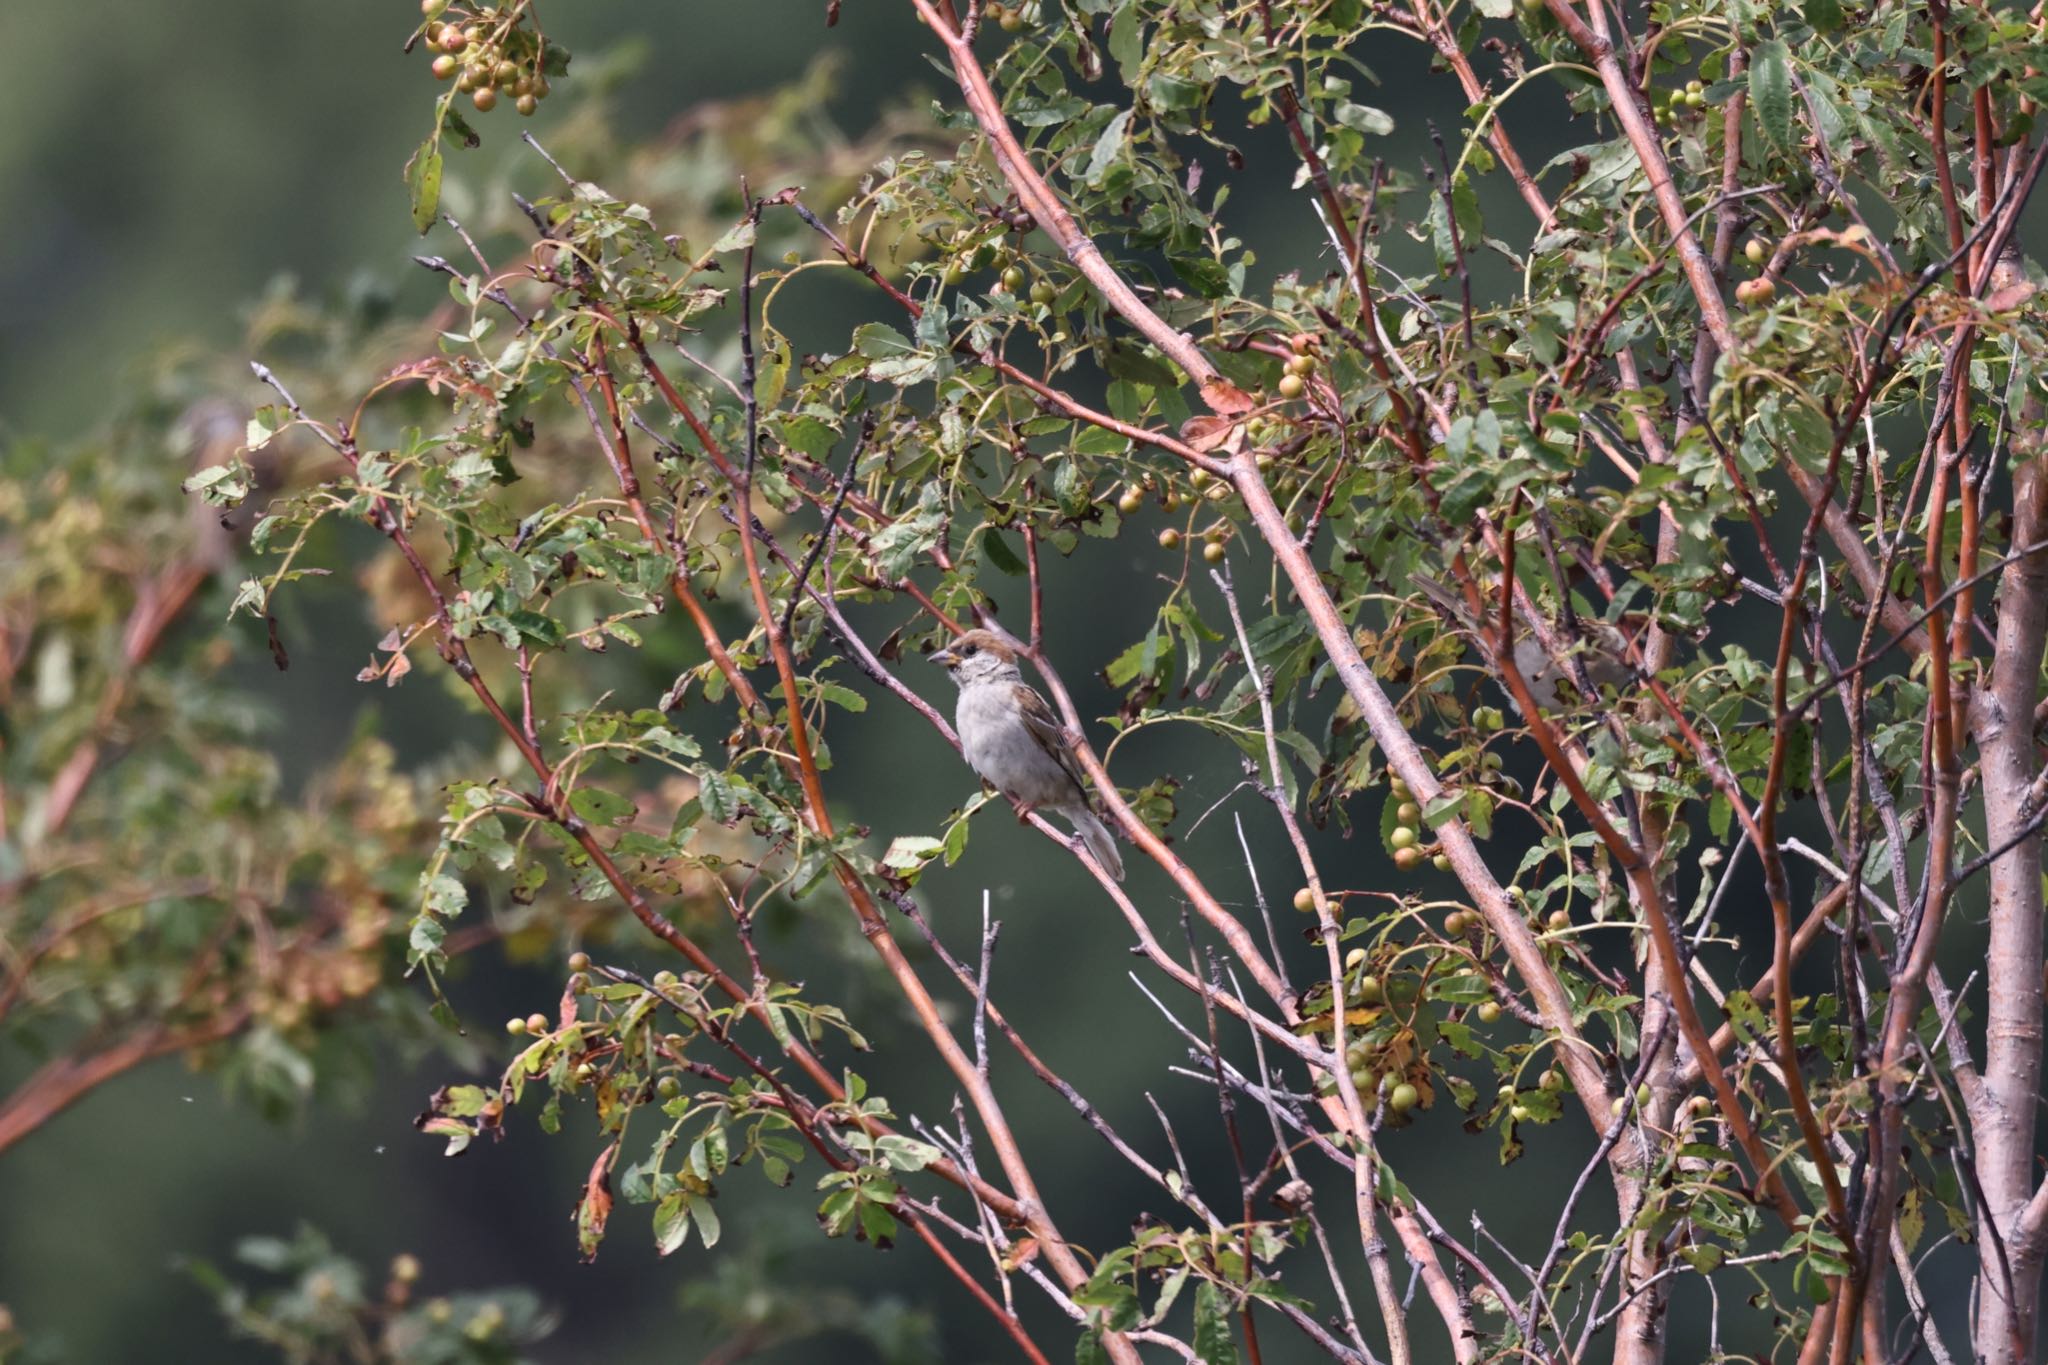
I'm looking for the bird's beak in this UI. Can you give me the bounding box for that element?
[929,646,959,670]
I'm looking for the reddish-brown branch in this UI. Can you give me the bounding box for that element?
[0,1008,249,1156]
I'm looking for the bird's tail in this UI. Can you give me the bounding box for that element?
[1070,808,1125,882]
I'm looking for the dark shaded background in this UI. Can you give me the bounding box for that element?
[0,5,1987,1363]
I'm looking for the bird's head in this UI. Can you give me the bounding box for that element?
[929,629,1019,686]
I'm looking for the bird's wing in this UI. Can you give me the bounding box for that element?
[1011,682,1092,798]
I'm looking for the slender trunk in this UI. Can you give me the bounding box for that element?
[1610,989,1676,1365]
[1970,382,2048,1363]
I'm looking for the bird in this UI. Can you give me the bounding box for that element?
[929,629,1125,881]
[1412,575,1636,711]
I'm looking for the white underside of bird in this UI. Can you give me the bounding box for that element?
[932,629,1125,881]
[954,680,1124,879]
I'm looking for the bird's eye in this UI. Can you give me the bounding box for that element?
[961,643,979,657]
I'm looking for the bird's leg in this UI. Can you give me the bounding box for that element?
[1014,800,1037,825]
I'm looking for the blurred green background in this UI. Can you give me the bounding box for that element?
[0,5,1899,1363]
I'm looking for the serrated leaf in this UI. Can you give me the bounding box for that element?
[1193,1280,1239,1364]
[1750,39,1793,154]
[881,836,946,870]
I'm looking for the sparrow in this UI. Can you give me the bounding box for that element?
[1412,575,1637,711]
[930,629,1125,881]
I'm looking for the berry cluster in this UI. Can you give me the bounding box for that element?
[421,0,553,115]
[982,2,1036,29]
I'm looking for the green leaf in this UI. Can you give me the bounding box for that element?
[982,528,1027,577]
[1085,109,1133,186]
[506,610,564,649]
[443,1084,492,1117]
[698,771,738,824]
[653,1193,691,1255]
[406,136,443,235]
[1802,0,1843,33]
[1750,39,1794,155]
[569,787,638,827]
[688,1195,722,1249]
[183,462,252,505]
[1333,102,1394,136]
[1193,1280,1239,1365]
[881,836,946,871]
[712,219,757,254]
